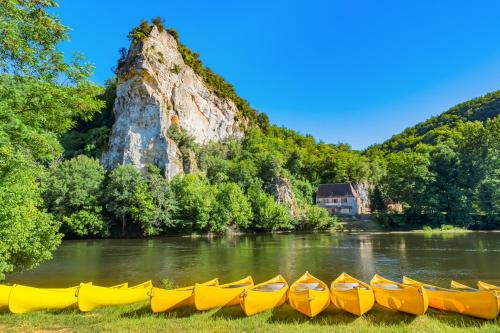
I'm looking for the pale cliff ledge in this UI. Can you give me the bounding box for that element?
[101,25,246,178]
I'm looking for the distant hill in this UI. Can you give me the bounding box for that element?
[367,90,500,154]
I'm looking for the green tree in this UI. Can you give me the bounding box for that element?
[0,146,61,280]
[105,165,154,236]
[478,116,500,224]
[170,174,215,231]
[43,155,107,237]
[211,182,253,232]
[1,0,91,81]
[304,205,335,230]
[0,0,102,276]
[141,165,178,234]
[380,151,434,216]
[247,183,291,230]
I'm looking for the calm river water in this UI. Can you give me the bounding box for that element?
[7,232,500,288]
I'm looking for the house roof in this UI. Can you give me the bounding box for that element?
[316,183,358,198]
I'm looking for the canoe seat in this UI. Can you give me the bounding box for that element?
[252,283,286,292]
[224,283,251,289]
[334,282,361,291]
[373,283,402,290]
[294,282,325,292]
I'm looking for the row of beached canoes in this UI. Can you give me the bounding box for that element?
[1,272,499,320]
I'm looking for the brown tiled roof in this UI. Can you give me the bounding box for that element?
[316,183,358,198]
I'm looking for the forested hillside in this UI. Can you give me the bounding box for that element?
[367,93,499,229]
[367,91,500,154]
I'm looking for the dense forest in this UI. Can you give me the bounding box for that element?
[367,93,499,229]
[0,2,498,280]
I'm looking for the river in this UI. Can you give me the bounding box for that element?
[7,232,500,288]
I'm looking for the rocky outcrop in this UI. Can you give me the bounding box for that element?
[352,181,370,213]
[267,177,301,217]
[101,26,244,178]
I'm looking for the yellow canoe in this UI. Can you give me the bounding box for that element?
[240,275,288,316]
[477,281,500,313]
[194,276,253,310]
[150,278,218,313]
[1,285,12,310]
[450,280,475,290]
[77,281,152,312]
[370,274,428,315]
[403,276,498,319]
[477,281,500,291]
[330,272,374,316]
[8,282,94,314]
[288,271,330,318]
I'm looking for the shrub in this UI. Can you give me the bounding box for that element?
[128,20,152,44]
[151,16,166,32]
[43,155,108,237]
[304,205,335,230]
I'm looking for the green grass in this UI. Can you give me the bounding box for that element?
[418,225,472,234]
[1,303,498,333]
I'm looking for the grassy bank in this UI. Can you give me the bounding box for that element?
[1,302,498,333]
[417,225,472,234]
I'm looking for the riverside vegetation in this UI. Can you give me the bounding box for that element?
[0,0,499,284]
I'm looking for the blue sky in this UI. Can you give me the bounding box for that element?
[56,0,500,149]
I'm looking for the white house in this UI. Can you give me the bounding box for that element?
[315,183,362,216]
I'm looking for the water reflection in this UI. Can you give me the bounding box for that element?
[7,232,500,288]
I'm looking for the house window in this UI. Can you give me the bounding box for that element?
[341,198,347,203]
[333,198,338,203]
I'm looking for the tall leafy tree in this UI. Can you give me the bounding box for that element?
[211,182,253,232]
[43,155,107,237]
[0,0,102,278]
[247,183,291,230]
[170,174,215,231]
[105,165,148,235]
[380,150,434,216]
[0,147,61,280]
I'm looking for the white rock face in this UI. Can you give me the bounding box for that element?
[101,26,244,178]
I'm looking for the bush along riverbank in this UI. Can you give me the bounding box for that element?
[1,302,498,333]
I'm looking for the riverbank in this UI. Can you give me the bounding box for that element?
[1,302,498,333]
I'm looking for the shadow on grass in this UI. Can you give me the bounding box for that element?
[361,305,416,325]
[163,307,200,319]
[119,304,156,318]
[211,305,246,320]
[424,308,499,328]
[268,304,416,326]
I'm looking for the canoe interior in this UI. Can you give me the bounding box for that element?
[252,283,286,292]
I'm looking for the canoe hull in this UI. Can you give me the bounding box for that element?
[289,289,330,318]
[8,285,80,314]
[404,277,498,319]
[0,285,12,311]
[371,275,428,315]
[289,272,330,318]
[330,272,375,316]
[150,279,218,313]
[150,287,193,313]
[331,287,374,316]
[194,276,253,311]
[477,281,500,314]
[77,281,152,312]
[240,275,288,316]
[428,289,497,319]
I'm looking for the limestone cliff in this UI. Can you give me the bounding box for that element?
[101,26,244,178]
